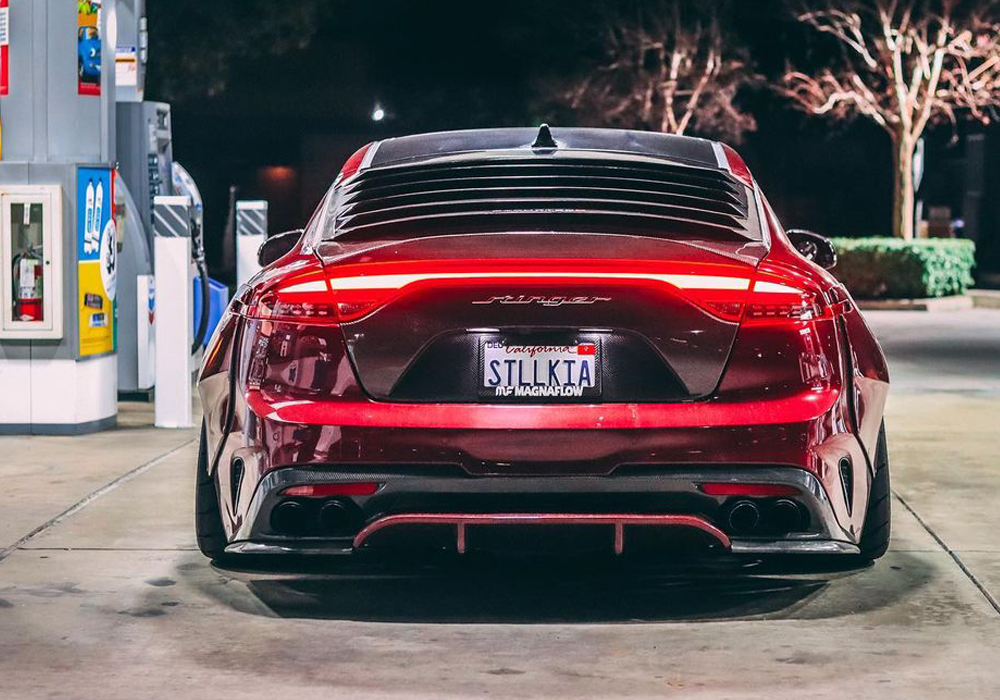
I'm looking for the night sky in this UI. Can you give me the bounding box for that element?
[145,0,990,280]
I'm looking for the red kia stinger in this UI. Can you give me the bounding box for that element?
[196,126,890,563]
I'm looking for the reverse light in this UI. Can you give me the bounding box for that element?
[700,483,800,497]
[244,271,401,325]
[665,269,830,325]
[281,483,380,497]
[743,276,827,324]
[244,266,341,324]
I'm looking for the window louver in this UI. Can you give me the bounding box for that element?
[333,157,752,240]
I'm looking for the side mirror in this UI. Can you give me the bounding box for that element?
[258,229,303,267]
[786,229,837,270]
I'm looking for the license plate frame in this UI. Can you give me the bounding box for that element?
[479,335,602,401]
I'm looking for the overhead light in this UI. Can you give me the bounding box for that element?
[371,105,385,122]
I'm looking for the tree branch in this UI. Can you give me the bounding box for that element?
[551,0,760,143]
[780,0,1000,139]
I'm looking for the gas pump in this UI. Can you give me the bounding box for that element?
[114,0,223,396]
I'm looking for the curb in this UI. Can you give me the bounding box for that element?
[970,290,1000,310]
[855,291,1000,311]
[856,295,973,312]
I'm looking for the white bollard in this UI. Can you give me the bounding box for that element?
[235,200,268,288]
[153,196,194,428]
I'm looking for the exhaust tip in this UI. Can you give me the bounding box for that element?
[727,500,761,535]
[271,500,307,535]
[319,499,362,535]
[771,498,804,534]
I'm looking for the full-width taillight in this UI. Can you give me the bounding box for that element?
[241,259,837,326]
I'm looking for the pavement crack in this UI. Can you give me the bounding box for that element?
[0,439,196,565]
[893,489,1000,617]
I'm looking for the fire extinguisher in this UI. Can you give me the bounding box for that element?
[12,247,43,322]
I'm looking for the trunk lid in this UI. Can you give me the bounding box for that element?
[315,232,766,401]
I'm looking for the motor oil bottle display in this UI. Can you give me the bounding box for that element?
[77,167,116,356]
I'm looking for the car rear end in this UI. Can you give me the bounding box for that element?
[199,127,887,560]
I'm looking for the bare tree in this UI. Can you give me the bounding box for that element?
[781,0,1000,239]
[558,2,759,144]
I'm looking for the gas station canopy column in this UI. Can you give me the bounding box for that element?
[0,0,118,434]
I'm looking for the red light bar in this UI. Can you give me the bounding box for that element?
[281,483,380,497]
[244,259,837,326]
[699,483,800,497]
[249,259,758,325]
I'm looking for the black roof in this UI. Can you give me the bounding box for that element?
[332,128,753,242]
[368,127,722,170]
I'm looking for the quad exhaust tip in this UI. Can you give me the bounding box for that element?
[771,498,803,534]
[318,499,361,535]
[725,498,806,536]
[271,500,307,535]
[271,498,364,536]
[727,500,761,534]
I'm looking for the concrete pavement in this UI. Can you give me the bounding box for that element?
[1,310,1000,699]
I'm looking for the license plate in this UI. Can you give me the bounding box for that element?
[480,339,601,399]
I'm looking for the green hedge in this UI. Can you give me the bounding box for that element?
[829,238,976,299]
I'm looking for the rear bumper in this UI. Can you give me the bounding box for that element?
[239,388,849,480]
[212,380,874,558]
[224,465,860,557]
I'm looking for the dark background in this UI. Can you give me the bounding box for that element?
[145,0,998,282]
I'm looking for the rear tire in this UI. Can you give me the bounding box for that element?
[195,421,228,560]
[857,421,891,561]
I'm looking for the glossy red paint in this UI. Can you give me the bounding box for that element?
[335,142,373,184]
[246,421,829,484]
[721,143,754,189]
[352,513,732,554]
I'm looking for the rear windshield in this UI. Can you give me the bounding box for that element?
[318,156,762,243]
